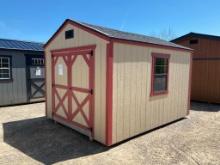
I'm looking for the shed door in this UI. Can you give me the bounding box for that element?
[52,46,95,134]
[26,56,45,101]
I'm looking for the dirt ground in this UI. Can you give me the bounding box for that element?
[0,102,219,165]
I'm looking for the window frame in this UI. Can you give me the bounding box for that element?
[189,39,199,45]
[0,55,12,82]
[150,53,170,96]
[31,57,45,66]
[65,29,74,39]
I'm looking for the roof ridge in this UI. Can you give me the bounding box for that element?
[191,32,220,38]
[171,32,220,42]
[44,18,192,51]
[78,20,190,50]
[80,21,165,40]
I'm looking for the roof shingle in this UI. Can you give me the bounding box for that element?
[79,21,191,50]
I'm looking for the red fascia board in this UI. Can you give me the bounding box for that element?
[44,20,69,49]
[44,19,192,53]
[68,20,110,41]
[106,40,113,146]
[44,20,110,49]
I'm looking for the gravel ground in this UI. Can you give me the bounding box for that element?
[0,102,219,165]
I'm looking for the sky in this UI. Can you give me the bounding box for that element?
[0,0,220,43]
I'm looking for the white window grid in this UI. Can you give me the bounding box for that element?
[32,58,44,65]
[0,57,11,80]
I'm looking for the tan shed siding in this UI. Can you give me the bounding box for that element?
[112,43,190,144]
[45,23,108,143]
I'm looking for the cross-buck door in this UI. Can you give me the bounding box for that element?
[26,55,45,101]
[52,45,95,134]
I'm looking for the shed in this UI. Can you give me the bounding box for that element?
[0,38,45,106]
[172,32,220,103]
[44,19,192,146]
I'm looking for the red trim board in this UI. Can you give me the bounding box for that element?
[106,40,113,146]
[45,52,48,117]
[44,20,110,49]
[44,19,192,54]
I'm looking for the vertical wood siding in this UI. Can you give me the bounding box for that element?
[45,23,108,143]
[174,37,220,103]
[112,43,191,144]
[0,51,27,106]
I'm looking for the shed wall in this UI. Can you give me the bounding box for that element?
[45,23,108,143]
[174,37,220,103]
[112,43,191,144]
[0,51,27,106]
[0,50,45,106]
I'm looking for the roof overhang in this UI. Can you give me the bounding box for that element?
[44,19,193,53]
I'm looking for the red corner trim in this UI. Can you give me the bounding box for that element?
[150,53,170,97]
[45,54,48,117]
[106,40,113,146]
[187,52,193,115]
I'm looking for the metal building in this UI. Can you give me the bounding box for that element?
[0,38,45,106]
[172,33,220,103]
[44,19,192,146]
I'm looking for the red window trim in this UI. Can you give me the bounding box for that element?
[150,53,170,97]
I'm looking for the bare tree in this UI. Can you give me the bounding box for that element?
[150,27,176,41]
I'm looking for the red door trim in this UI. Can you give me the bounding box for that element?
[106,40,114,146]
[89,50,95,137]
[51,45,96,136]
[53,113,92,131]
[51,45,96,54]
[54,88,68,116]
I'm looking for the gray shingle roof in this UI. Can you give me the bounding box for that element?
[0,38,44,51]
[78,21,191,50]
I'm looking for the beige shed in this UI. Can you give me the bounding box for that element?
[44,19,192,146]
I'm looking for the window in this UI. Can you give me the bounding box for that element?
[65,29,74,39]
[189,39,198,44]
[0,56,11,80]
[31,58,44,66]
[151,53,170,96]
